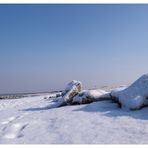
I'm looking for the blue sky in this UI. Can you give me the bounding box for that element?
[0,4,148,94]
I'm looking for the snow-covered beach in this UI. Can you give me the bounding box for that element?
[1,77,148,144]
[1,3,148,145]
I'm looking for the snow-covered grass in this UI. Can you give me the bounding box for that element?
[1,93,148,144]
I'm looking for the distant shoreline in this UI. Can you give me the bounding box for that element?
[0,90,62,96]
[0,90,63,100]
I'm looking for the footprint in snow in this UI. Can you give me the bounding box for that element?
[0,116,19,125]
[1,112,30,125]
[3,123,28,139]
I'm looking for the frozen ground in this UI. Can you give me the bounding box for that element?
[1,92,148,144]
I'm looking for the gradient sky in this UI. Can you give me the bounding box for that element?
[0,4,148,94]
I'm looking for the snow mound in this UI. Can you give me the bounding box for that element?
[72,89,110,104]
[111,74,148,110]
[48,80,83,107]
[63,80,82,103]
[50,80,111,107]
[49,74,148,110]
[62,80,82,96]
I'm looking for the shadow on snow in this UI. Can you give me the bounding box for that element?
[21,100,148,120]
[73,100,148,120]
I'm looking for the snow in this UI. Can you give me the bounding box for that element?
[111,74,148,110]
[62,80,82,102]
[62,80,82,96]
[1,74,148,144]
[72,89,110,104]
[65,80,82,88]
[3,123,28,139]
[1,93,148,144]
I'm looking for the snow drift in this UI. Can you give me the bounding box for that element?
[51,74,148,110]
[111,74,148,110]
